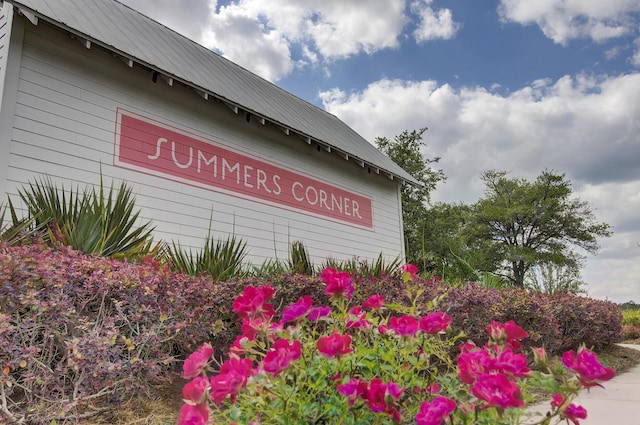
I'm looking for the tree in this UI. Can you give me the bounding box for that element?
[466,170,611,287]
[375,128,446,265]
[524,258,587,295]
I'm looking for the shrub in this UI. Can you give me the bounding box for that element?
[622,309,640,327]
[0,243,224,423]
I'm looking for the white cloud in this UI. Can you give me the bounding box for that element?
[633,37,640,67]
[198,0,406,81]
[320,72,640,302]
[412,0,462,42]
[498,0,640,45]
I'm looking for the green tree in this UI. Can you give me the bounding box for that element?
[375,128,446,265]
[524,256,587,294]
[466,170,611,287]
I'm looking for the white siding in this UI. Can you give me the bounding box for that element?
[1,18,406,266]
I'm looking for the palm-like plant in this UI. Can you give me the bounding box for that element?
[17,175,156,260]
[0,198,39,244]
[166,234,248,281]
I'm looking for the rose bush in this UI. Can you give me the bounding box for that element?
[178,266,615,424]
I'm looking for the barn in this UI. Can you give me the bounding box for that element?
[0,0,417,266]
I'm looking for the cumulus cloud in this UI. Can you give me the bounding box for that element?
[498,0,640,45]
[412,0,462,42]
[198,0,406,81]
[320,73,640,301]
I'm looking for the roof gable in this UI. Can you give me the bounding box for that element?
[6,0,419,185]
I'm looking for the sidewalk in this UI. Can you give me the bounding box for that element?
[525,344,640,425]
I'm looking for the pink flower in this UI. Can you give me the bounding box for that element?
[419,312,452,334]
[183,343,214,379]
[307,306,332,321]
[362,379,404,413]
[378,324,389,335]
[182,376,209,404]
[263,339,302,375]
[532,346,548,366]
[563,403,587,425]
[316,331,353,358]
[470,374,524,409]
[281,296,313,323]
[401,263,419,280]
[321,268,354,300]
[486,321,528,351]
[177,403,209,425]
[209,358,254,404]
[415,397,457,425]
[337,377,367,405]
[551,393,565,408]
[233,285,275,320]
[346,307,370,329]
[562,347,615,388]
[494,349,530,379]
[389,315,419,337]
[362,295,385,309]
[228,335,246,358]
[457,348,493,384]
[426,382,440,394]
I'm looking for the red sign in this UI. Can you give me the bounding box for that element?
[113,109,373,229]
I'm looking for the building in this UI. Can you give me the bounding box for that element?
[0,0,417,266]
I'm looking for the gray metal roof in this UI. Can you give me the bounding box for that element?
[6,0,419,185]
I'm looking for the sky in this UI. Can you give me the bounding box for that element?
[120,0,640,303]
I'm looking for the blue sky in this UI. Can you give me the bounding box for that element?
[121,0,640,303]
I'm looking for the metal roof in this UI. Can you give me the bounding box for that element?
[5,0,419,185]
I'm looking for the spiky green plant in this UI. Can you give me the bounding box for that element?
[287,240,313,275]
[17,175,155,260]
[320,253,403,277]
[0,198,40,244]
[166,234,248,281]
[248,258,288,279]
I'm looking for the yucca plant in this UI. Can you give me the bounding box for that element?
[166,234,248,281]
[17,174,155,260]
[287,240,313,275]
[249,258,288,279]
[320,253,403,277]
[0,198,40,244]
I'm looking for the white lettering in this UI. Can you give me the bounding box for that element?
[306,186,318,205]
[256,169,271,193]
[148,137,168,160]
[319,189,329,210]
[331,193,343,214]
[222,158,240,184]
[243,165,254,188]
[343,197,351,216]
[197,151,217,176]
[272,175,282,195]
[171,141,193,169]
[292,181,304,201]
[352,200,362,219]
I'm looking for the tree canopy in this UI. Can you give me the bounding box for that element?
[375,128,445,265]
[465,170,612,287]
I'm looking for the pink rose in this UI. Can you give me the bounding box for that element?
[563,403,587,425]
[307,306,332,321]
[457,348,493,384]
[263,339,302,375]
[316,331,352,358]
[209,357,254,404]
[321,268,354,300]
[183,343,214,379]
[470,374,524,409]
[486,320,529,351]
[401,263,419,280]
[415,397,456,425]
[389,315,419,337]
[337,377,367,405]
[233,285,276,320]
[177,403,209,425]
[419,312,452,334]
[562,347,615,388]
[281,296,313,323]
[182,376,209,404]
[494,349,530,379]
[362,295,385,309]
[346,307,370,329]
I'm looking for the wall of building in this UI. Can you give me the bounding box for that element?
[0,13,406,265]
